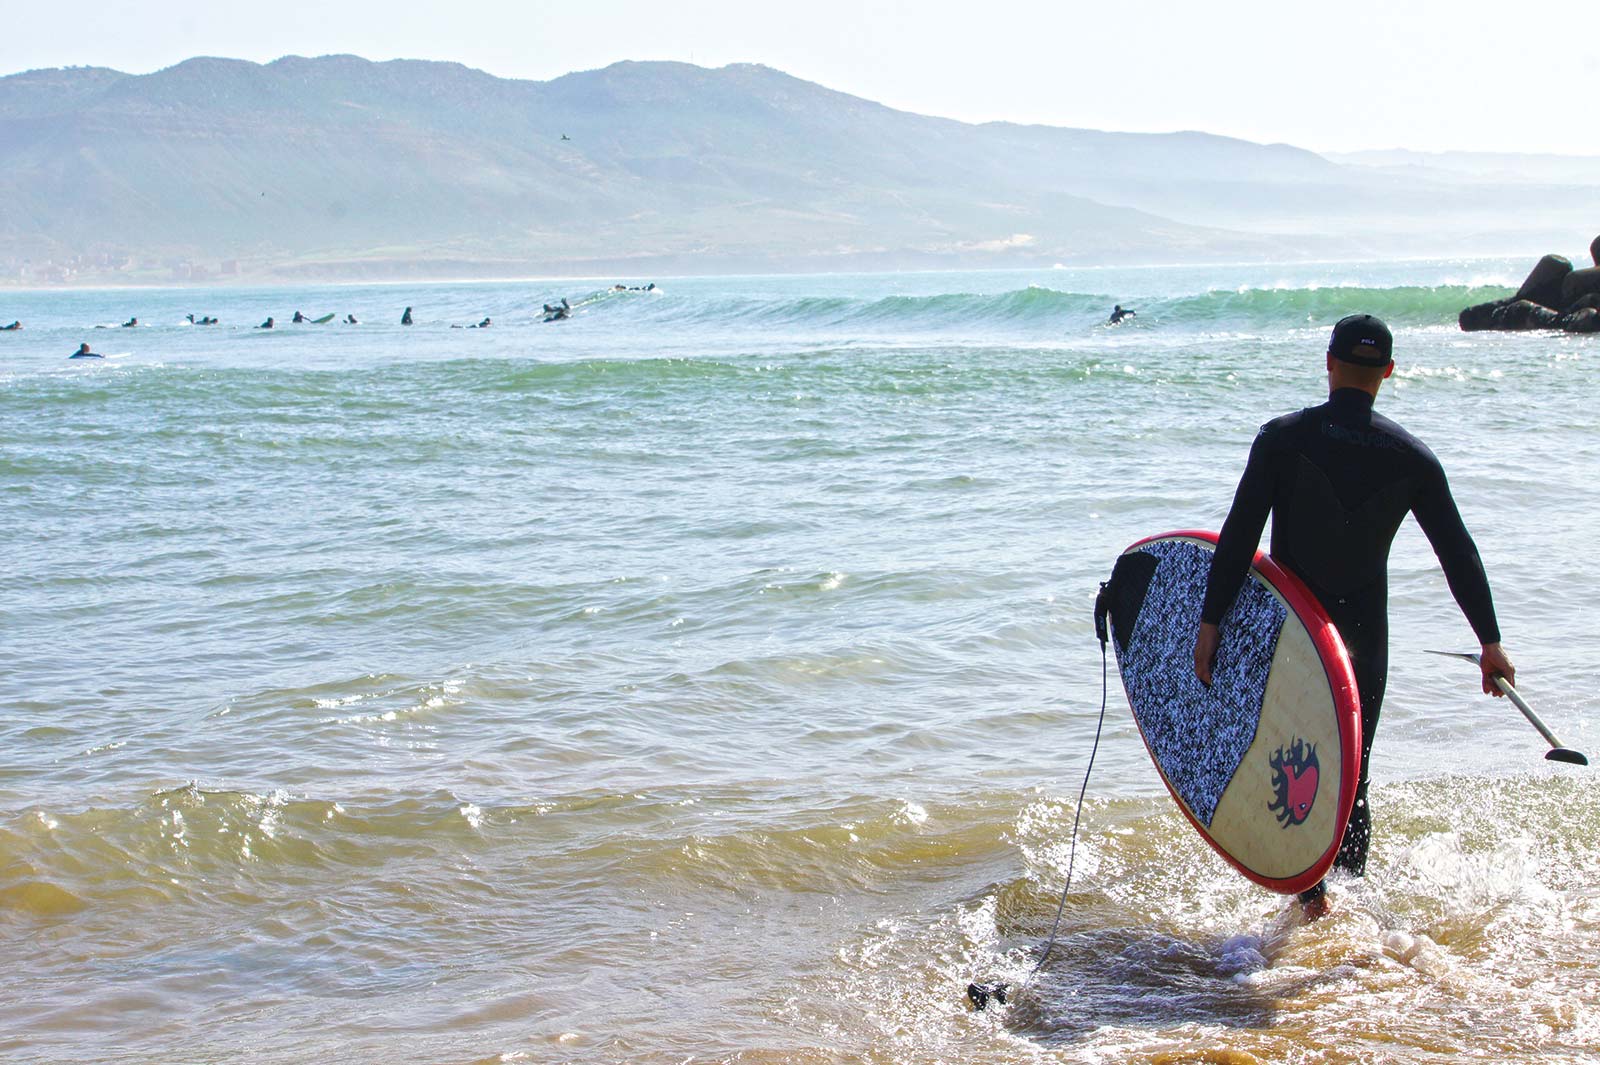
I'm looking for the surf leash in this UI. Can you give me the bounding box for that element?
[967,583,1114,1011]
[1425,650,1587,765]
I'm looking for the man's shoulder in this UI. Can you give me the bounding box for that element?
[1368,409,1441,461]
[1323,407,1449,480]
[1255,402,1437,459]
[1256,405,1317,439]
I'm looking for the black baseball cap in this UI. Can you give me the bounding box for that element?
[1328,314,1393,367]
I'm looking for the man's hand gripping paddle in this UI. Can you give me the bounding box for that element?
[1426,650,1587,765]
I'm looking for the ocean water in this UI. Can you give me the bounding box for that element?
[2,261,1596,1064]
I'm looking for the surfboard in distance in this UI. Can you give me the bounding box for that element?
[311,313,336,324]
[1099,530,1361,895]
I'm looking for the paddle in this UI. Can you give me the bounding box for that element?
[1426,651,1588,765]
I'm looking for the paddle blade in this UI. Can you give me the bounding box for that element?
[1546,748,1589,766]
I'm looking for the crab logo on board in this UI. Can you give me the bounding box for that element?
[1267,738,1320,828]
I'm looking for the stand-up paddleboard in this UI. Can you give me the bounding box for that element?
[1099,531,1361,895]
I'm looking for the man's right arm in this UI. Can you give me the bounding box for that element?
[1195,427,1278,684]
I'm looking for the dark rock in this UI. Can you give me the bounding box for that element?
[1558,266,1600,310]
[1515,254,1572,308]
[1558,307,1600,333]
[1459,298,1513,331]
[1508,300,1563,329]
[1461,298,1561,332]
[1458,238,1600,334]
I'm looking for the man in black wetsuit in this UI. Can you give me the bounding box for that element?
[1192,314,1515,917]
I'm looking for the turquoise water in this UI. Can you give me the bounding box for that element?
[3,262,1597,1063]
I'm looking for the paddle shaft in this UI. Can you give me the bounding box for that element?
[1426,650,1587,765]
[1492,675,1560,748]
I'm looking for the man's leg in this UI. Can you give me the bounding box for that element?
[1300,619,1387,916]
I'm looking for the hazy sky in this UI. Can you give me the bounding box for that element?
[11,0,1598,155]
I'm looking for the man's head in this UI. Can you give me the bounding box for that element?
[1591,233,1599,267]
[1325,313,1394,393]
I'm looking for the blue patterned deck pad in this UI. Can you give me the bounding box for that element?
[1111,538,1286,826]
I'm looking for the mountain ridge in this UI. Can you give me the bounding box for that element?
[1,55,1590,284]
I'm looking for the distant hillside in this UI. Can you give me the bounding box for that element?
[1,56,1593,283]
[1326,149,1600,185]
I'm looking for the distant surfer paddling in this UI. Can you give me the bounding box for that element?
[1109,304,1136,324]
[1193,313,1514,919]
[69,343,101,359]
[543,298,570,322]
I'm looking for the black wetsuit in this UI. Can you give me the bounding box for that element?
[1201,388,1499,881]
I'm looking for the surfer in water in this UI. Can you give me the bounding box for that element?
[401,307,413,325]
[2,321,20,330]
[1193,313,1514,920]
[1109,304,1136,324]
[69,343,101,359]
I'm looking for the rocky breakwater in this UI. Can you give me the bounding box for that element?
[1459,234,1600,334]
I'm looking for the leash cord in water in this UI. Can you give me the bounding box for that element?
[968,583,1114,1011]
[1017,633,1109,995]
[1024,633,1100,985]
